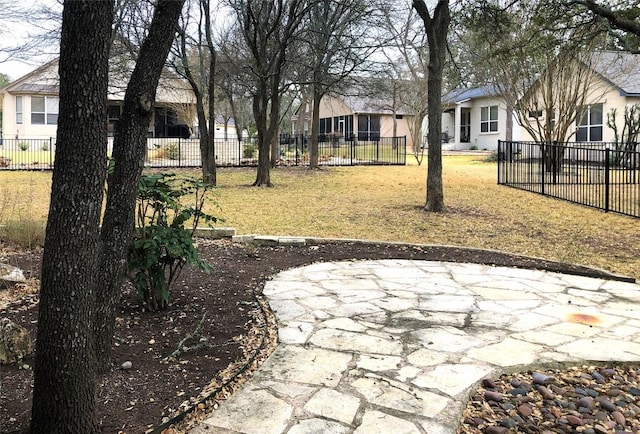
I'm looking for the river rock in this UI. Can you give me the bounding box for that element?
[0,318,33,364]
[0,263,26,287]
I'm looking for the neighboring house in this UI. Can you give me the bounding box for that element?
[292,90,415,149]
[509,51,640,145]
[1,58,196,140]
[441,85,515,151]
[542,50,640,144]
[192,115,247,141]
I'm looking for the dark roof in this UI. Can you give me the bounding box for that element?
[442,85,500,104]
[593,51,640,96]
[342,93,412,116]
[9,83,59,94]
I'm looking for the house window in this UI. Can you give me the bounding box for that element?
[16,96,23,124]
[108,104,121,123]
[108,104,121,136]
[480,105,498,133]
[357,115,380,140]
[528,110,543,118]
[576,103,603,142]
[461,110,471,142]
[319,117,332,140]
[395,114,404,119]
[31,96,59,125]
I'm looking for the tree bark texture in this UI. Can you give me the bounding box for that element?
[94,0,186,373]
[179,22,216,185]
[413,0,450,212]
[252,84,274,186]
[203,49,217,184]
[30,2,114,433]
[309,86,322,169]
[202,0,217,184]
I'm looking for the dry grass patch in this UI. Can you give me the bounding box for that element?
[0,171,50,248]
[1,156,639,279]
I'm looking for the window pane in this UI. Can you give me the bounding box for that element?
[32,113,45,125]
[47,113,58,125]
[370,115,380,133]
[32,96,45,112]
[481,123,488,133]
[590,126,602,141]
[490,105,498,121]
[481,107,488,122]
[108,105,120,121]
[576,107,588,126]
[590,104,603,125]
[490,121,498,132]
[46,97,59,114]
[576,127,587,142]
[16,96,23,124]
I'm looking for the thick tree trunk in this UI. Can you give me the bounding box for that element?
[30,2,114,432]
[414,0,449,212]
[253,87,274,186]
[309,87,321,169]
[425,52,444,212]
[94,0,186,373]
[203,53,217,185]
[202,0,217,184]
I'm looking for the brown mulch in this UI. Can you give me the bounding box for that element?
[0,238,632,434]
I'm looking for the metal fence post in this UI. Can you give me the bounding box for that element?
[605,148,610,212]
[541,142,546,195]
[497,140,502,184]
[350,137,354,166]
[49,137,53,168]
[177,137,182,167]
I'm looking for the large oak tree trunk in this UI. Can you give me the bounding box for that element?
[94,0,186,373]
[414,0,450,212]
[309,86,322,169]
[203,52,217,184]
[30,2,114,432]
[253,85,274,186]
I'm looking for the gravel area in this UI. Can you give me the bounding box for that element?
[458,365,640,434]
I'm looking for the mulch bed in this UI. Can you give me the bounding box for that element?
[0,238,631,434]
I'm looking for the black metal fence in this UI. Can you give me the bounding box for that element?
[0,138,55,170]
[0,135,406,170]
[498,140,640,218]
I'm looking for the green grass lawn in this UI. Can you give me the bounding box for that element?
[1,155,639,279]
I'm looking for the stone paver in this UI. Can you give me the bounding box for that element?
[192,260,640,433]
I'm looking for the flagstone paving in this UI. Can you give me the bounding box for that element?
[191,260,640,434]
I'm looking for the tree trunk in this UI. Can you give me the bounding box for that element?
[202,0,217,184]
[253,88,273,186]
[309,86,321,169]
[94,0,186,373]
[414,0,449,212]
[30,2,113,432]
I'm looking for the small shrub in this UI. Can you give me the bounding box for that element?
[127,173,219,312]
[41,142,49,151]
[18,142,29,151]
[469,145,478,150]
[484,151,499,162]
[243,144,256,159]
[163,142,180,160]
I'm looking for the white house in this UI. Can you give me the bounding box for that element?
[518,50,640,144]
[440,85,516,151]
